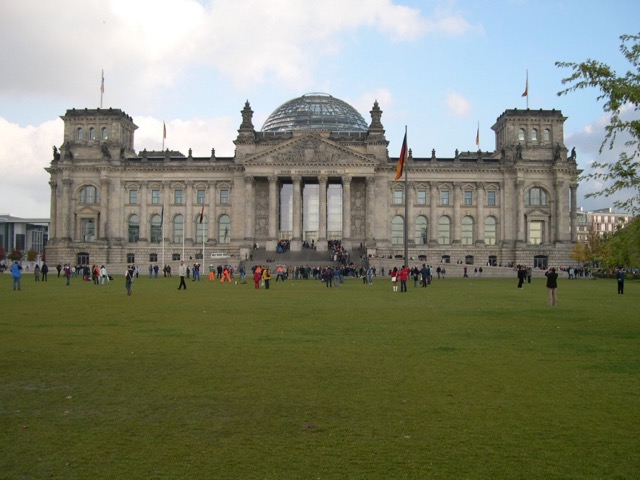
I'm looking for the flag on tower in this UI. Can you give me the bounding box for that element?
[394,131,407,181]
[475,122,480,147]
[163,121,167,139]
[522,70,529,97]
[100,70,104,94]
[160,206,164,227]
[199,204,205,224]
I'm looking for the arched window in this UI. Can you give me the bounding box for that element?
[101,127,109,140]
[437,216,451,244]
[391,215,404,245]
[461,216,474,245]
[128,215,139,243]
[527,187,548,206]
[531,128,538,141]
[414,215,428,245]
[150,214,162,244]
[518,128,525,141]
[218,215,231,243]
[196,216,208,243]
[89,127,96,140]
[484,217,497,245]
[78,185,98,204]
[76,127,84,140]
[544,128,551,142]
[173,214,184,243]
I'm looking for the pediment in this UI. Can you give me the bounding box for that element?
[244,133,377,168]
[526,208,550,220]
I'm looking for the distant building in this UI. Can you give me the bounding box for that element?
[576,207,634,242]
[45,94,582,270]
[0,215,49,265]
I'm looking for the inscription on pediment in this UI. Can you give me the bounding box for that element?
[247,134,374,167]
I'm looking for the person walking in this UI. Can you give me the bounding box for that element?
[545,267,559,306]
[616,267,625,294]
[177,260,187,290]
[11,261,22,290]
[100,265,109,285]
[34,264,41,282]
[125,265,135,295]
[41,262,48,281]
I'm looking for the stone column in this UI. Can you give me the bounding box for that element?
[570,183,578,242]
[318,175,327,246]
[185,181,193,243]
[291,175,302,250]
[516,180,525,243]
[475,183,485,244]
[453,182,461,244]
[554,180,565,243]
[98,179,109,240]
[49,181,58,239]
[244,176,255,241]
[268,176,278,241]
[342,176,352,248]
[61,178,73,240]
[365,176,375,245]
[429,182,438,245]
[163,181,171,243]
[109,178,122,242]
[139,182,148,242]
[405,182,413,246]
[208,182,217,243]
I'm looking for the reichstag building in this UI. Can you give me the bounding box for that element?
[45,93,580,270]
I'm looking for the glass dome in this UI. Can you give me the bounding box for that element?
[261,93,368,133]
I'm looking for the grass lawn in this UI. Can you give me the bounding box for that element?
[1,271,639,479]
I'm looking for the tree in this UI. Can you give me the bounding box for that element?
[26,248,38,262]
[8,249,23,262]
[601,217,640,268]
[556,33,640,214]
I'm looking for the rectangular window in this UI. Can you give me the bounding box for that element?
[196,189,206,205]
[487,191,496,206]
[149,253,158,262]
[464,191,473,206]
[529,221,543,245]
[127,253,135,264]
[416,190,427,205]
[440,190,449,206]
[220,189,229,204]
[82,219,96,242]
[174,189,183,205]
[151,189,160,205]
[172,253,181,261]
[128,189,138,205]
[393,190,404,205]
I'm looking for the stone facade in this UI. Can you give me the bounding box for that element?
[45,96,581,271]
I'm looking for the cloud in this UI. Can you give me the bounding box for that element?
[444,92,472,117]
[566,108,637,212]
[0,117,62,217]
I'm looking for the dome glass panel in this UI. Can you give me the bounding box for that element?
[261,93,368,133]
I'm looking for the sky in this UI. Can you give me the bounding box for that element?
[0,0,638,218]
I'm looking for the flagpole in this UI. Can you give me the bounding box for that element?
[403,125,409,267]
[161,204,165,271]
[100,70,104,108]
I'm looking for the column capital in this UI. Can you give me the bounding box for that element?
[244,175,255,184]
[268,175,278,184]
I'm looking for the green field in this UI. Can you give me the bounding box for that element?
[1,272,638,479]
